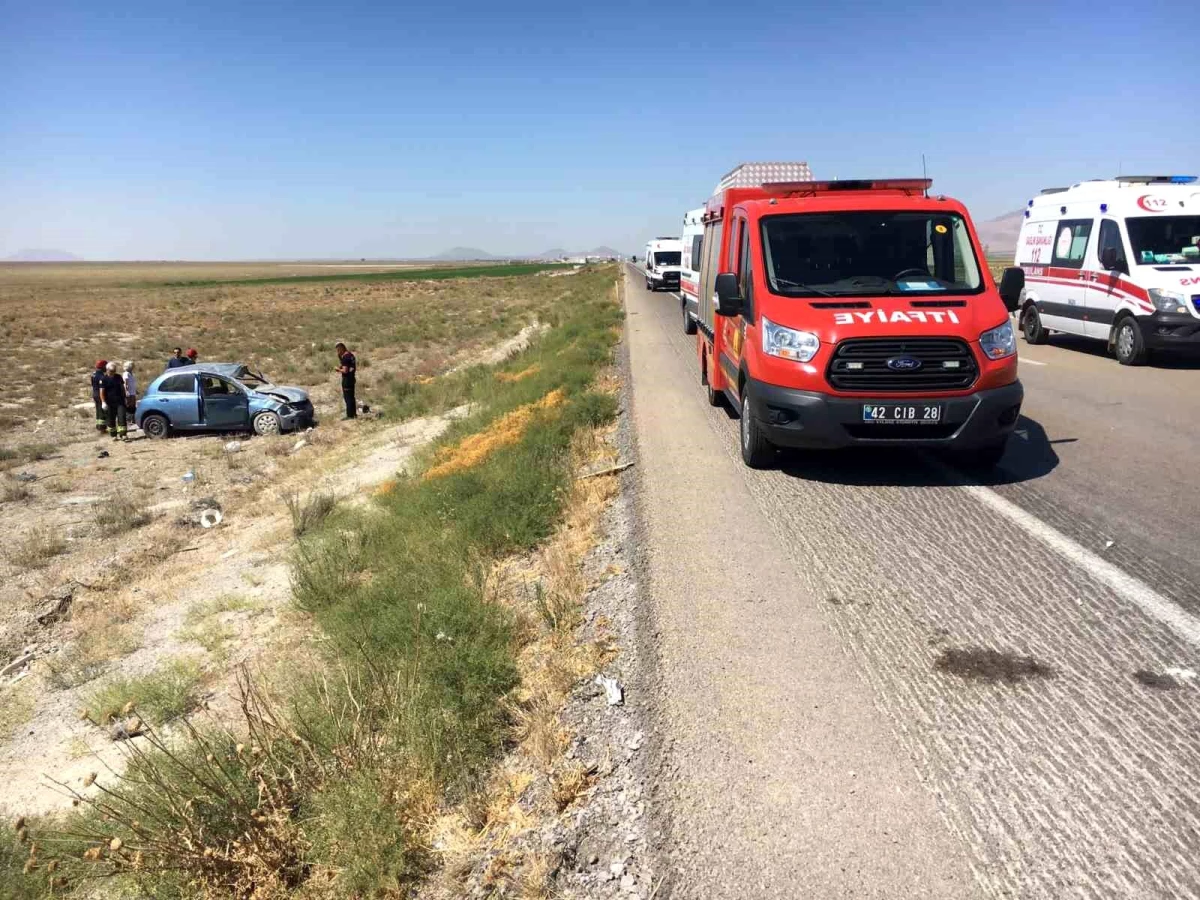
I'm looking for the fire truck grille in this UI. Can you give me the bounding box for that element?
[827,337,977,392]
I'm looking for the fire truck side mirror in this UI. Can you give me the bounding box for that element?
[998,267,1025,313]
[714,272,743,316]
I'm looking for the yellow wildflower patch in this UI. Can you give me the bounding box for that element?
[494,364,541,383]
[423,389,565,480]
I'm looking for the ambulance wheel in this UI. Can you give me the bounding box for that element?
[142,413,170,440]
[683,305,697,335]
[1021,305,1048,344]
[739,391,774,469]
[645,278,653,291]
[253,411,282,435]
[1114,318,1148,366]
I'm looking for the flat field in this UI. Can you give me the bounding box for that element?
[0,260,564,430]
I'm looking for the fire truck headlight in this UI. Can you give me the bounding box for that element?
[762,318,820,362]
[979,321,1017,360]
[1149,289,1188,314]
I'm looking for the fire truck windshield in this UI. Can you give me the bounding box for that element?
[1125,216,1200,264]
[761,211,983,297]
[653,252,681,266]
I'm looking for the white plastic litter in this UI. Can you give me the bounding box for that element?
[291,439,308,453]
[224,441,243,453]
[181,470,196,484]
[594,674,624,706]
[199,509,223,529]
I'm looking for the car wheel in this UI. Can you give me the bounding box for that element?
[1021,305,1048,344]
[253,411,282,435]
[683,303,697,335]
[739,390,774,469]
[142,413,170,440]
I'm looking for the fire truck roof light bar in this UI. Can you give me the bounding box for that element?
[762,178,933,195]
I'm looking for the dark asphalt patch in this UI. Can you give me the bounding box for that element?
[1132,670,1181,690]
[933,647,1056,684]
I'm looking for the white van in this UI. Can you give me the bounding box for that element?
[643,238,683,293]
[1015,175,1200,365]
[679,208,704,334]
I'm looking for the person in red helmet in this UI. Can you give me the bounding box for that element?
[90,360,107,432]
[186,348,198,363]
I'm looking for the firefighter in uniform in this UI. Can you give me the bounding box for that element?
[90,360,108,432]
[99,361,128,440]
[335,342,356,419]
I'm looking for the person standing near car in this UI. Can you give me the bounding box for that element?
[90,360,108,432]
[122,361,138,424]
[335,342,356,419]
[186,348,198,364]
[99,361,128,441]
[166,347,186,369]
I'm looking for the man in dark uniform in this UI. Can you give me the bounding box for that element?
[99,361,128,440]
[166,347,185,369]
[335,342,356,419]
[90,360,107,432]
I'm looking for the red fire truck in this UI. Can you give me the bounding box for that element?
[695,163,1026,469]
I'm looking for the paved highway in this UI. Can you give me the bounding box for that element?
[624,266,1200,899]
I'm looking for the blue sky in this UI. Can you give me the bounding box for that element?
[1,0,1195,260]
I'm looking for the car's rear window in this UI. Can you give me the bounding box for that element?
[159,374,194,393]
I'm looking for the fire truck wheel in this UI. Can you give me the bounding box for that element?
[1114,317,1148,366]
[739,391,774,469]
[1020,305,1048,344]
[683,305,697,335]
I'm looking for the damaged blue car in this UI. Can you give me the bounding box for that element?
[136,363,316,439]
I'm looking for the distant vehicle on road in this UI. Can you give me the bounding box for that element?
[693,162,1024,469]
[136,363,315,439]
[680,207,704,335]
[1014,175,1200,365]
[643,237,683,292]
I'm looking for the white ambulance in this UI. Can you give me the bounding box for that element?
[1015,175,1200,365]
[643,237,683,293]
[679,207,704,334]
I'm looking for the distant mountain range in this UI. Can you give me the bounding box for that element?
[974,211,1024,257]
[429,246,623,261]
[3,248,82,261]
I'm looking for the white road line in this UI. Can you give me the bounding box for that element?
[963,483,1200,649]
[1020,358,1048,366]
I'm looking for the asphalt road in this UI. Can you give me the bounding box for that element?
[624,267,1200,900]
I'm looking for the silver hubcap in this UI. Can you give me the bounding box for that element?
[1118,324,1134,357]
[257,415,279,435]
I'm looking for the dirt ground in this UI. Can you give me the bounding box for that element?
[0,264,561,814]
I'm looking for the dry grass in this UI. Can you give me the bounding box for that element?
[93,494,153,532]
[7,526,67,569]
[0,681,36,739]
[42,594,142,689]
[424,389,565,480]
[0,477,32,504]
[283,489,337,537]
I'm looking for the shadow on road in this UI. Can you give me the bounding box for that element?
[775,414,1062,488]
[1043,335,1200,370]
